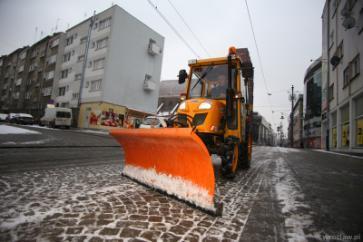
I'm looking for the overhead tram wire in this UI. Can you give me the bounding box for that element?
[166,0,211,57]
[243,0,276,128]
[146,0,201,58]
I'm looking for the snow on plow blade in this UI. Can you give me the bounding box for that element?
[110,128,216,212]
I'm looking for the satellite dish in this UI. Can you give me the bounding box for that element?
[343,16,356,29]
[330,55,341,66]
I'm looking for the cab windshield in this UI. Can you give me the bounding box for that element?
[188,64,229,99]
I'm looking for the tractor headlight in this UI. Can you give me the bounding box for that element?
[179,101,186,110]
[199,102,212,110]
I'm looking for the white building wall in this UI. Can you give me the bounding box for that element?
[102,6,164,114]
[54,5,164,115]
[322,0,363,153]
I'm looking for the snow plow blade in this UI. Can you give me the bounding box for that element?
[110,128,217,212]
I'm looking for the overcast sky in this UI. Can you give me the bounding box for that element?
[0,0,325,133]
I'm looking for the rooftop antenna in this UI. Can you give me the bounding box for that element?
[40,30,44,38]
[55,18,60,31]
[34,27,38,43]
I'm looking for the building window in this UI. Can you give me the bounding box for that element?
[75,73,82,81]
[328,84,334,101]
[66,36,74,46]
[61,69,69,79]
[63,52,71,63]
[351,54,360,80]
[96,37,108,50]
[99,17,112,30]
[343,65,351,87]
[355,95,363,147]
[343,54,360,88]
[329,30,334,49]
[93,58,105,70]
[80,36,87,45]
[90,79,102,92]
[60,102,69,108]
[78,55,85,63]
[341,105,350,147]
[58,87,66,96]
[72,92,79,100]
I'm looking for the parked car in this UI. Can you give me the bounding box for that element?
[9,113,35,125]
[0,113,7,122]
[6,113,17,122]
[40,107,72,128]
[139,116,167,128]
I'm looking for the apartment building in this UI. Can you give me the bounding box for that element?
[322,0,363,153]
[0,46,29,113]
[0,32,65,119]
[303,58,322,148]
[252,112,275,146]
[23,33,65,118]
[288,94,304,148]
[54,5,164,128]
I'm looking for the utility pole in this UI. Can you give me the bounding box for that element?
[290,85,294,147]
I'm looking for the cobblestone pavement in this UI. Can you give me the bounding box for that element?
[0,147,274,242]
[1,146,362,241]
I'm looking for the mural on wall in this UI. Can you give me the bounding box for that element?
[88,108,125,128]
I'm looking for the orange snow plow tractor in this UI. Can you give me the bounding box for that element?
[110,47,254,214]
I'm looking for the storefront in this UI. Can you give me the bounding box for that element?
[78,102,127,130]
[78,102,152,130]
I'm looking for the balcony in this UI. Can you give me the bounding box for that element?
[42,87,52,96]
[29,64,38,72]
[47,55,57,65]
[45,71,55,80]
[50,39,59,48]
[15,78,22,86]
[18,65,24,73]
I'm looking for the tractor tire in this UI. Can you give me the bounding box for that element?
[221,143,240,179]
[238,142,250,170]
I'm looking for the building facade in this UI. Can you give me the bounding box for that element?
[24,33,66,119]
[288,94,304,148]
[303,58,322,148]
[54,6,164,129]
[252,112,275,146]
[0,47,29,113]
[158,79,185,113]
[322,0,363,153]
[0,5,164,128]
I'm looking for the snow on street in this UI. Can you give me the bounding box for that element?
[1,144,362,241]
[0,125,40,135]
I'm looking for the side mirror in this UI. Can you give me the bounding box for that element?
[178,69,187,84]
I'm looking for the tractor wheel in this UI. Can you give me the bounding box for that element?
[238,142,251,170]
[221,143,239,179]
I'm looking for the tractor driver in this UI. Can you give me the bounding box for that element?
[210,74,227,98]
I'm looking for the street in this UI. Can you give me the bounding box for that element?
[0,124,362,241]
